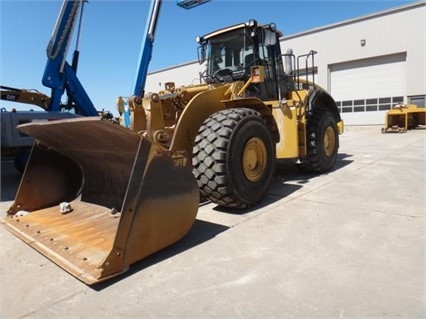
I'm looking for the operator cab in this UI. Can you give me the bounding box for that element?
[197,19,293,100]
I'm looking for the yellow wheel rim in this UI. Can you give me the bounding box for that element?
[323,126,336,157]
[242,137,267,182]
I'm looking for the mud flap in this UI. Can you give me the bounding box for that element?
[2,117,199,285]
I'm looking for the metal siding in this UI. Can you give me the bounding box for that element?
[146,62,204,93]
[281,4,425,95]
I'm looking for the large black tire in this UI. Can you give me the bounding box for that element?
[193,108,275,209]
[299,110,339,172]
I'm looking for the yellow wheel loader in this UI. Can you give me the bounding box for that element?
[3,19,343,284]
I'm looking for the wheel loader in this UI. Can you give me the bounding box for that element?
[3,19,343,285]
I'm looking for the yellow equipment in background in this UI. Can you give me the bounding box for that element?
[382,104,426,133]
[1,86,51,110]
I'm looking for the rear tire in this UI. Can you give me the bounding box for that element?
[193,108,275,209]
[299,110,338,172]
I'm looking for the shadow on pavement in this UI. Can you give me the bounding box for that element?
[93,218,229,291]
[98,152,355,288]
[211,152,354,215]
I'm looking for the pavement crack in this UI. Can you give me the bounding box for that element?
[17,289,86,319]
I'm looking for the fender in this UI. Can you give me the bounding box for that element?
[170,85,231,152]
[307,89,341,123]
[222,97,280,143]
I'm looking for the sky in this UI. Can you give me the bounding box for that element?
[0,0,417,115]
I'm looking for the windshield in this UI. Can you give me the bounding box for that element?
[205,28,255,79]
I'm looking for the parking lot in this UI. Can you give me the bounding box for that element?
[0,125,425,318]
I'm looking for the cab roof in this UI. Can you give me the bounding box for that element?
[199,19,283,42]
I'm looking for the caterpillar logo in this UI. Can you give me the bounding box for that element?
[1,93,18,101]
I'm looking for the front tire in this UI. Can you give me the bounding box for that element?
[193,108,275,209]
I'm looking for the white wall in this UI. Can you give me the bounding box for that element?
[281,1,425,97]
[145,61,204,93]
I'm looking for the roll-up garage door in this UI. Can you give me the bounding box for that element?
[329,52,407,125]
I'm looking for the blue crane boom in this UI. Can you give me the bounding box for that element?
[133,0,162,98]
[133,0,211,97]
[42,0,98,116]
[177,0,211,9]
[42,0,210,115]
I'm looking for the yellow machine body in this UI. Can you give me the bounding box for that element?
[3,21,344,285]
[3,78,341,284]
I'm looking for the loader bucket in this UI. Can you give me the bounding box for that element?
[2,117,199,285]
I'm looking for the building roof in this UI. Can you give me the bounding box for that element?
[282,0,425,41]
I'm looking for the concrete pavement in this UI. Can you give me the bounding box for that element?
[0,126,425,318]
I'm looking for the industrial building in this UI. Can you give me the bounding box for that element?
[145,1,425,125]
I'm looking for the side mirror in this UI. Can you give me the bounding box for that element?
[198,44,207,64]
[263,29,276,46]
